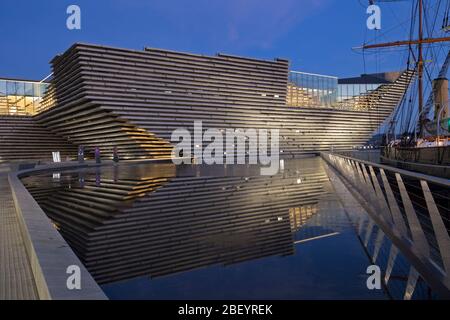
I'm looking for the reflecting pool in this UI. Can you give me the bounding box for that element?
[20,157,432,299]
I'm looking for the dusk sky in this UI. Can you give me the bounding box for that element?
[1,0,414,80]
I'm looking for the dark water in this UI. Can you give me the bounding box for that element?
[21,157,413,299]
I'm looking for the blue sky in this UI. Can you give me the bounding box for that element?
[0,0,414,80]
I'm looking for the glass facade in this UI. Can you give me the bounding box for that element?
[0,78,49,116]
[1,72,386,115]
[287,71,383,110]
[288,72,338,108]
[337,83,380,101]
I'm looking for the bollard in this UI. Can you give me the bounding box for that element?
[95,146,101,164]
[113,146,119,163]
[78,145,84,163]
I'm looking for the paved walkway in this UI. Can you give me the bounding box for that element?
[0,174,38,299]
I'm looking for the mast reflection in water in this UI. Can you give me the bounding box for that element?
[21,157,432,299]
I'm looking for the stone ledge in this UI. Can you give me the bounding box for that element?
[8,174,107,300]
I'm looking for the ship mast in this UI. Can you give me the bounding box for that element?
[418,0,424,135]
[360,0,450,138]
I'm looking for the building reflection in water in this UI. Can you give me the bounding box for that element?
[21,158,339,284]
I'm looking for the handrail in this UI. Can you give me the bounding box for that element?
[327,151,450,187]
[321,151,450,298]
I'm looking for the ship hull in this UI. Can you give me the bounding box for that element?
[380,146,450,178]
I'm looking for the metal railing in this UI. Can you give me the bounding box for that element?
[321,152,450,299]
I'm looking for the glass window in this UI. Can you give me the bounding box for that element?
[0,79,49,115]
[6,81,16,95]
[288,72,338,107]
[0,80,6,96]
[25,82,33,96]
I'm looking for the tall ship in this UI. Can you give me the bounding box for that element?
[363,0,450,178]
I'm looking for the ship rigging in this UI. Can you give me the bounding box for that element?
[357,0,450,178]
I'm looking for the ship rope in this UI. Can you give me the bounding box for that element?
[359,1,450,140]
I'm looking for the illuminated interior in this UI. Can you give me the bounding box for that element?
[287,72,338,108]
[287,71,386,110]
[289,204,319,232]
[0,78,49,116]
